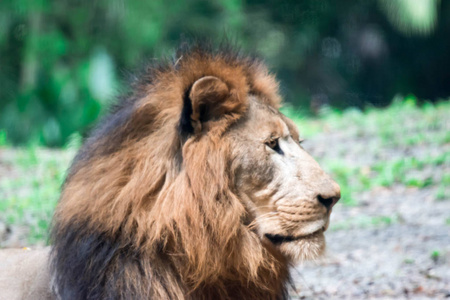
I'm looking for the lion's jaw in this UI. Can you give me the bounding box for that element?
[232,98,340,263]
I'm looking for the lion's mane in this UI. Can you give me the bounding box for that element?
[50,45,290,299]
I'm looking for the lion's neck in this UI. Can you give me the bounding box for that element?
[147,244,291,300]
[151,258,290,300]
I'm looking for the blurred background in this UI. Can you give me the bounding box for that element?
[0,0,449,298]
[1,0,449,146]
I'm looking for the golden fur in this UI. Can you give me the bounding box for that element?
[48,45,340,299]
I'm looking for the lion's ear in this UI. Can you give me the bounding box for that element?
[180,76,240,135]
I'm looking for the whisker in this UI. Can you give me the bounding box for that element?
[246,211,279,230]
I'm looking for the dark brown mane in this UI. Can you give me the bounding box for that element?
[50,44,288,299]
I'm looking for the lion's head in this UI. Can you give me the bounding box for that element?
[229,97,340,262]
[51,45,340,300]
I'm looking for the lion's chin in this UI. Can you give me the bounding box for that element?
[266,230,326,263]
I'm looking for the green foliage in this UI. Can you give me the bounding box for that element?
[0,130,7,146]
[403,258,415,264]
[0,0,246,146]
[287,98,450,205]
[379,0,440,35]
[0,147,75,245]
[430,250,440,263]
[1,1,450,146]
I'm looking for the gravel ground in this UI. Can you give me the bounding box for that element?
[292,187,450,299]
[290,122,450,299]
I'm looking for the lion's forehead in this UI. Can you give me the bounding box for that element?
[238,97,298,140]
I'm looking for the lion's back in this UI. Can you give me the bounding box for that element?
[0,247,54,300]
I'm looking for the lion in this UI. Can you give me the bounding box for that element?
[0,45,340,300]
[0,248,53,299]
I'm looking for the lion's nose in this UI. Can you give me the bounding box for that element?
[317,180,341,210]
[318,195,339,209]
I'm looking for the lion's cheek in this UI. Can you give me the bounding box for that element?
[277,231,326,263]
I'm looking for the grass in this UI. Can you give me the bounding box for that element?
[0,140,78,245]
[286,97,450,206]
[330,214,400,231]
[430,250,441,263]
[1,97,449,245]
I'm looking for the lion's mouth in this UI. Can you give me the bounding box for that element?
[265,227,325,245]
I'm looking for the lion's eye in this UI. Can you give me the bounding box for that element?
[266,138,283,154]
[266,139,277,149]
[299,139,305,145]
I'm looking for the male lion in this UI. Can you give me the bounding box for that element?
[1,45,340,300]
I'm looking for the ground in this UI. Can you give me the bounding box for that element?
[1,99,449,299]
[288,100,450,299]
